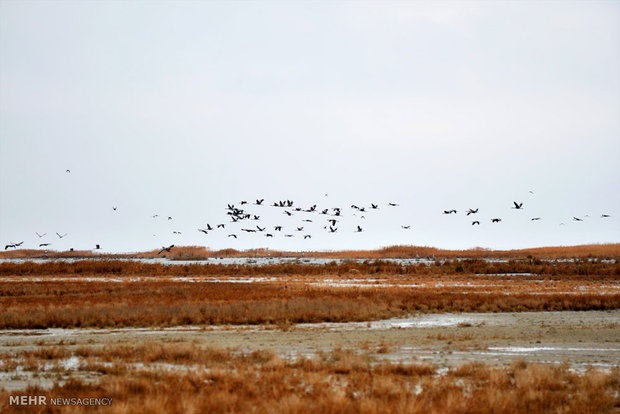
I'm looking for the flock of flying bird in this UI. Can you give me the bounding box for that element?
[2,170,614,253]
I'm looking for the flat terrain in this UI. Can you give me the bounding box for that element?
[1,253,619,412]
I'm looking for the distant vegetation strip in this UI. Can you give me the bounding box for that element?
[1,243,619,260]
[1,257,619,276]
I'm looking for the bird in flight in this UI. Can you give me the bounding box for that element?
[65,169,71,173]
[573,217,583,222]
[388,203,399,207]
[466,208,478,216]
[254,199,264,205]
[304,235,311,239]
[472,221,480,226]
[401,225,411,229]
[356,225,363,232]
[491,218,502,223]
[56,232,67,238]
[531,217,541,221]
[112,206,117,211]
[512,202,523,209]
[601,214,611,218]
[198,228,208,235]
[228,234,237,238]
[443,210,457,215]
[39,243,51,247]
[95,244,101,250]
[35,232,46,238]
[158,244,174,255]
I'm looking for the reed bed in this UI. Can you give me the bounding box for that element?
[0,278,618,328]
[1,243,619,260]
[0,343,618,414]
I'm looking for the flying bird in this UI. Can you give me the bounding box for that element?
[158,244,174,255]
[573,217,583,222]
[443,210,457,215]
[254,199,264,205]
[65,169,71,173]
[601,214,611,218]
[112,206,117,211]
[356,225,363,232]
[198,228,209,235]
[512,202,523,209]
[95,244,101,250]
[531,217,541,221]
[401,225,411,229]
[472,221,480,226]
[304,235,311,239]
[56,232,67,238]
[217,224,225,228]
[36,232,46,238]
[274,226,282,231]
[39,243,51,247]
[491,218,502,223]
[388,203,399,207]
[466,208,478,216]
[228,234,237,239]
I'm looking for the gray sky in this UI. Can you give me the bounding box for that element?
[1,0,619,253]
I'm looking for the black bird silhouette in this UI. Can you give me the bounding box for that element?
[65,169,71,173]
[228,234,237,238]
[401,225,411,229]
[284,234,293,238]
[491,218,502,223]
[254,199,264,205]
[39,243,51,247]
[388,203,399,206]
[217,224,225,228]
[328,219,338,226]
[356,225,363,232]
[253,215,260,220]
[5,244,15,250]
[240,201,248,205]
[284,211,292,216]
[168,216,173,220]
[531,217,541,221]
[265,233,273,237]
[466,208,478,216]
[158,244,174,255]
[36,232,46,238]
[573,217,583,221]
[601,214,611,218]
[56,232,67,238]
[320,209,329,215]
[198,228,208,234]
[512,202,523,209]
[274,226,282,231]
[256,226,265,232]
[112,206,117,211]
[152,214,159,218]
[472,221,480,225]
[241,228,256,233]
[206,224,213,231]
[173,231,182,234]
[304,235,311,239]
[296,227,304,231]
[329,226,338,233]
[443,210,457,215]
[95,244,101,249]
[302,219,313,223]
[371,204,379,209]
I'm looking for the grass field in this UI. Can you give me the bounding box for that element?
[0,245,618,412]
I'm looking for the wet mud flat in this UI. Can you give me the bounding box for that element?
[1,310,618,391]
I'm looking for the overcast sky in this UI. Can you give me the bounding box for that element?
[1,0,619,253]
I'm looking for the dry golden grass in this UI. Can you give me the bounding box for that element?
[1,243,619,260]
[0,343,618,414]
[0,275,618,328]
